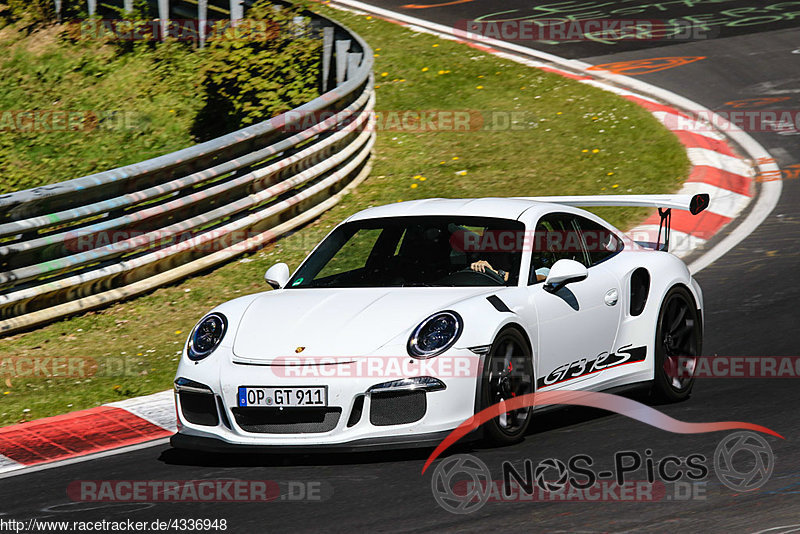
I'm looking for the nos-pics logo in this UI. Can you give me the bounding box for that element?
[430,431,775,514]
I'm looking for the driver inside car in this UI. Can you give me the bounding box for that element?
[469,259,509,282]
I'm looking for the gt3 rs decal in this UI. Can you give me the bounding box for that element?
[537,345,647,389]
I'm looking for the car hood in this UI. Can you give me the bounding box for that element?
[231,287,494,362]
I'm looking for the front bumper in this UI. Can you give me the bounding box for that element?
[170,429,462,454]
[173,347,481,449]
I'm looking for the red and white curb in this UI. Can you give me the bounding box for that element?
[328,0,782,266]
[0,1,785,476]
[0,391,175,475]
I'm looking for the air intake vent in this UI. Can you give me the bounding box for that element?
[369,391,426,426]
[630,268,651,316]
[179,391,219,427]
[232,408,341,434]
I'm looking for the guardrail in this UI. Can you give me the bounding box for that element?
[0,1,375,334]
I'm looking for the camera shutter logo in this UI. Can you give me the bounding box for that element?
[714,431,774,491]
[534,458,569,492]
[431,454,492,514]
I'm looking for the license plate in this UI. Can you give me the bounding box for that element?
[237,386,327,407]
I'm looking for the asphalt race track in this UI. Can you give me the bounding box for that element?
[2,2,799,532]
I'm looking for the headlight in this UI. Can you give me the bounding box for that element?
[407,311,463,359]
[188,313,228,361]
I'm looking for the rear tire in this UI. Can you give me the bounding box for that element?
[480,328,534,445]
[650,286,702,403]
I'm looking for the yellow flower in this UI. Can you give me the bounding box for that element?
[365,16,372,20]
[113,385,121,390]
[592,116,599,120]
[374,54,380,57]
[410,183,418,189]
[376,48,381,51]
[381,72,388,77]
[375,85,381,89]
[432,44,439,47]
[412,175,422,180]
[476,85,484,89]
[137,353,143,356]
[611,184,619,188]
[478,75,484,78]
[445,70,451,73]
[3,391,9,395]
[520,86,526,90]
[438,70,445,75]
[455,170,467,176]
[452,156,459,160]
[592,149,600,153]
[439,161,446,164]
[174,330,182,335]
[169,109,175,114]
[398,79,406,82]
[556,112,563,115]
[607,172,614,175]
[582,149,589,153]
[421,67,429,72]
[419,177,427,181]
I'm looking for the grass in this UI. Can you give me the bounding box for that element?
[0,6,690,426]
[0,21,205,192]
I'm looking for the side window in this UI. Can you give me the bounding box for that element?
[574,216,623,266]
[528,213,588,285]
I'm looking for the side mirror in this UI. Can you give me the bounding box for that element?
[544,259,588,293]
[264,263,290,289]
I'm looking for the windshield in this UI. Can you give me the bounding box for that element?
[287,216,524,288]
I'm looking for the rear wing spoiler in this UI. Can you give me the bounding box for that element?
[515,193,710,252]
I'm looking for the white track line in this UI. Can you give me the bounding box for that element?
[687,147,753,178]
[649,112,727,140]
[0,454,24,475]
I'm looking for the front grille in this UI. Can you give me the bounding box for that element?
[179,391,219,426]
[232,407,341,434]
[369,390,427,426]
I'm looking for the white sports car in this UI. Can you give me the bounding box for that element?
[171,194,708,452]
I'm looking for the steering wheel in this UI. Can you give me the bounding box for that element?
[456,267,506,284]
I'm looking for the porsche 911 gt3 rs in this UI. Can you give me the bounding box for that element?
[171,194,708,452]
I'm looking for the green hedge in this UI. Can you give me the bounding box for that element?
[192,1,321,140]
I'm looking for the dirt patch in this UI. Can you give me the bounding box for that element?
[23,23,61,55]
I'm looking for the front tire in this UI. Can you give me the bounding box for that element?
[651,286,702,402]
[480,328,534,445]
